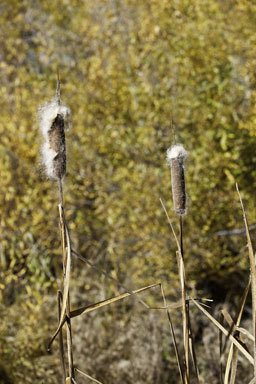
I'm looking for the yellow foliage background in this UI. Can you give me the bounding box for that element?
[1,0,256,382]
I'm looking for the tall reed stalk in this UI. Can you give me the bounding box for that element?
[39,75,74,382]
[167,144,190,383]
[59,185,74,381]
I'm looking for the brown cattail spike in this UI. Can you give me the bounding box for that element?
[39,92,70,180]
[48,113,66,180]
[166,144,188,216]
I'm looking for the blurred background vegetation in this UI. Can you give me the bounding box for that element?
[1,0,256,382]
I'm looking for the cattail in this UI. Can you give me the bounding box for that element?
[166,144,188,216]
[39,98,70,180]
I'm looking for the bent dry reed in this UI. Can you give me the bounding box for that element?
[38,81,74,383]
[167,144,192,383]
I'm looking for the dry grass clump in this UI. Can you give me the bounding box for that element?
[37,81,256,384]
[163,144,256,383]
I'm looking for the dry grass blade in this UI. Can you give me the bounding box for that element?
[222,277,251,383]
[48,208,72,352]
[187,304,200,383]
[222,312,241,384]
[71,249,151,309]
[219,312,224,384]
[178,230,189,383]
[49,281,185,347]
[159,198,180,251]
[54,206,71,336]
[222,307,237,383]
[75,368,104,383]
[222,308,235,328]
[160,284,185,384]
[64,222,74,378]
[191,298,254,365]
[230,347,239,384]
[224,343,233,384]
[58,290,66,383]
[70,283,161,318]
[71,249,183,311]
[70,283,186,318]
[48,318,66,350]
[66,378,78,384]
[160,198,190,382]
[236,327,254,342]
[236,183,256,377]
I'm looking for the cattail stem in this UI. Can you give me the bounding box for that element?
[179,216,190,383]
[66,295,74,379]
[57,70,61,106]
[58,178,64,207]
[58,179,75,381]
[167,144,190,381]
[40,78,73,380]
[179,215,184,256]
[57,290,66,384]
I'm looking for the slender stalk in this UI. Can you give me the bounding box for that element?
[223,277,250,383]
[160,284,185,384]
[58,178,75,380]
[192,298,254,365]
[236,184,256,378]
[57,290,66,384]
[179,215,189,383]
[179,216,184,257]
[57,69,61,106]
[187,302,199,383]
[58,177,65,207]
[219,312,224,384]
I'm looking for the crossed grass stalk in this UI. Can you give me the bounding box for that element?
[40,80,256,383]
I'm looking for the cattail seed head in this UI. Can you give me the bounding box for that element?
[166,144,188,216]
[39,98,70,180]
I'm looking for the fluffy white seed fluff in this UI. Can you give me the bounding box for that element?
[41,142,59,179]
[38,98,70,179]
[166,144,188,165]
[39,98,70,138]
